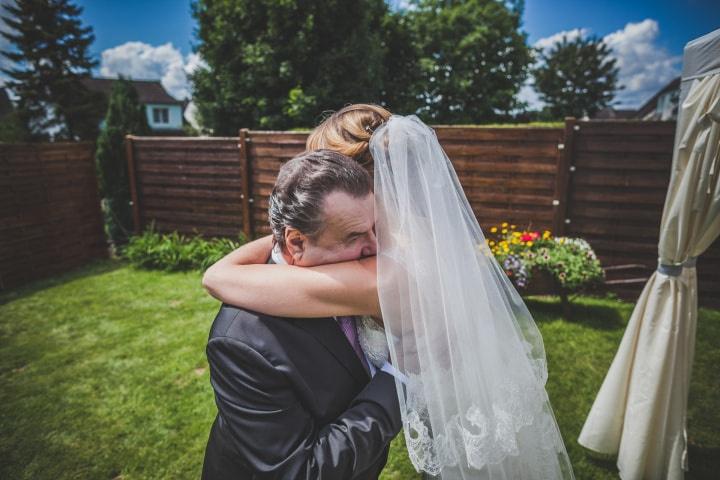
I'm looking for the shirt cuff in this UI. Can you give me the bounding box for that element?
[379,361,409,384]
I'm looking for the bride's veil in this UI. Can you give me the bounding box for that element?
[369,115,575,479]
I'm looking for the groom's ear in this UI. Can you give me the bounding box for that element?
[284,228,306,264]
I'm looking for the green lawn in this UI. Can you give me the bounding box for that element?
[1,259,718,479]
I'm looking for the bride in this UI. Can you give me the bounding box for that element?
[202,104,575,479]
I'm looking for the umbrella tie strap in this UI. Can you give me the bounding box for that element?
[657,256,698,276]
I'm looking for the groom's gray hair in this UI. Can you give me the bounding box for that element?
[268,149,372,250]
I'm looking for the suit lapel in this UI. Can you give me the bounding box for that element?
[291,318,370,385]
[268,249,369,383]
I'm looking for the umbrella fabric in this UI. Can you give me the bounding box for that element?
[577,57,720,479]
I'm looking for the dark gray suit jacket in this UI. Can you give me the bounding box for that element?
[201,264,401,479]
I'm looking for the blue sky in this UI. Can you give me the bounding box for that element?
[3,0,719,110]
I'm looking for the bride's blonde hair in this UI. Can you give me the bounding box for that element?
[306,103,392,165]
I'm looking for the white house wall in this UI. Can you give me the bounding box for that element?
[145,104,183,131]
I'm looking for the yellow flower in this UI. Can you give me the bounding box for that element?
[527,241,533,247]
[489,240,495,246]
[510,224,516,229]
[501,228,507,234]
[490,227,497,233]
[502,222,508,227]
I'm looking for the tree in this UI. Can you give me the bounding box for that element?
[0,110,32,142]
[190,0,389,133]
[377,8,423,115]
[531,34,621,119]
[406,0,533,123]
[0,0,104,140]
[95,77,150,247]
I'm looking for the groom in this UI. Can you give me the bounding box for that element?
[201,149,402,479]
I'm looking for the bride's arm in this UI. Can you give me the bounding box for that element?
[202,236,380,318]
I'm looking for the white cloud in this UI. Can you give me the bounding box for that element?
[524,19,681,110]
[99,41,206,101]
[533,28,590,54]
[517,80,544,111]
[602,19,682,108]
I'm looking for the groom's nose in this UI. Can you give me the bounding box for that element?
[361,229,377,257]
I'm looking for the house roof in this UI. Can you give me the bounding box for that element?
[593,107,637,119]
[81,77,182,105]
[636,76,681,118]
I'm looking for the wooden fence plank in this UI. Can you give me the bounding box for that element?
[552,117,575,235]
[239,129,252,238]
[126,136,141,234]
[1,142,106,290]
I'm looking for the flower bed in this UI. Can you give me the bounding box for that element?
[482,222,605,313]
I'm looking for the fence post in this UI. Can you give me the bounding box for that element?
[552,117,576,236]
[238,129,253,239]
[125,135,141,235]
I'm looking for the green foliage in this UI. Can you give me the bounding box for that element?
[0,110,32,142]
[377,8,423,116]
[95,76,150,246]
[190,0,534,130]
[0,0,105,140]
[532,34,621,119]
[524,237,605,290]
[2,260,719,478]
[121,224,247,272]
[407,0,533,123]
[190,0,390,133]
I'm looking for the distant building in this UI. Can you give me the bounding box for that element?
[591,76,681,121]
[81,77,185,134]
[593,107,637,119]
[635,77,681,121]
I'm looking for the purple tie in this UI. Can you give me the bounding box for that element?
[336,316,370,374]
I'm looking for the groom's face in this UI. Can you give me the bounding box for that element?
[287,190,376,267]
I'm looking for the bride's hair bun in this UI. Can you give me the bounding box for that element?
[306,103,391,166]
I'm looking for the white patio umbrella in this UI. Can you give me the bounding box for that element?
[577,28,720,479]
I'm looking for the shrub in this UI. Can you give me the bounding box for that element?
[121,223,246,272]
[483,222,605,291]
[95,77,150,248]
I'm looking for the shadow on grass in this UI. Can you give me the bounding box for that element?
[523,294,628,330]
[0,258,127,306]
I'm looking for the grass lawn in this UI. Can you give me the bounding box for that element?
[1,259,718,479]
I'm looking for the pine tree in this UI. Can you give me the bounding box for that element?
[0,0,104,140]
[532,34,621,119]
[95,77,150,247]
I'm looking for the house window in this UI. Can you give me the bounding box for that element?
[153,107,169,124]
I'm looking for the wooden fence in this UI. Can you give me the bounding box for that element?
[1,142,107,290]
[125,119,720,307]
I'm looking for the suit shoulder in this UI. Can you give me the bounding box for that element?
[208,303,289,346]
